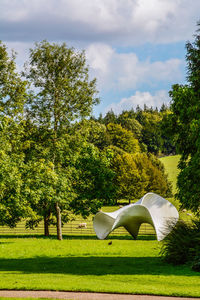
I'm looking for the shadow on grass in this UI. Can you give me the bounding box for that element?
[0,241,13,245]
[0,256,197,276]
[0,234,156,241]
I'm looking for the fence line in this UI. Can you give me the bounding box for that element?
[0,219,155,236]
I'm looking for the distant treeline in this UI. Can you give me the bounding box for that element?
[91,103,175,156]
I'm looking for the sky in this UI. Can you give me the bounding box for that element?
[1,0,200,116]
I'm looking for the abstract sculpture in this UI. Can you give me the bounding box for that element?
[93,193,179,241]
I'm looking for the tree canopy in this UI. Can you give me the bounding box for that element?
[166,21,200,215]
[0,40,173,238]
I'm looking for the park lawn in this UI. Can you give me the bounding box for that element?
[0,237,199,297]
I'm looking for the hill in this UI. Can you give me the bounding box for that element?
[159,155,180,195]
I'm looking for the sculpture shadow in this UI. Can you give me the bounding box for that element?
[0,256,197,276]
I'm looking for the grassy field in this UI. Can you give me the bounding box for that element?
[0,236,199,297]
[160,155,180,194]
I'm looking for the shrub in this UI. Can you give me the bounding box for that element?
[160,219,200,270]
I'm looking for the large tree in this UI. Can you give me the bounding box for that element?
[23,41,100,239]
[110,149,172,204]
[167,22,200,215]
[0,42,32,227]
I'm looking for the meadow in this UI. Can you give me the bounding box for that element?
[0,236,200,297]
[160,154,181,194]
[0,155,199,298]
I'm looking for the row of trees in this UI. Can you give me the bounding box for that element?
[0,40,172,239]
[93,104,175,156]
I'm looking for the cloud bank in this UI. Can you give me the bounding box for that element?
[86,43,183,91]
[0,0,199,45]
[1,0,198,115]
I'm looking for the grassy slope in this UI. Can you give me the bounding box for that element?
[0,237,199,297]
[159,155,180,195]
[160,155,194,221]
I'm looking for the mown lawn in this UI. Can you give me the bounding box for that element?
[0,236,199,297]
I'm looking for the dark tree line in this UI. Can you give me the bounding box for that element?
[92,103,176,156]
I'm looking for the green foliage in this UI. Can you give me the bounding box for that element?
[0,41,28,120]
[0,40,174,234]
[160,219,200,269]
[166,22,200,215]
[24,40,99,126]
[75,119,110,150]
[111,152,142,202]
[100,106,175,156]
[136,111,162,155]
[71,145,115,212]
[111,151,172,203]
[117,112,142,139]
[22,159,74,226]
[0,41,32,227]
[0,41,115,237]
[176,152,200,214]
[106,123,140,153]
[22,41,103,239]
[0,151,27,227]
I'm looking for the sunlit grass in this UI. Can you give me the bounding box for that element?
[160,154,180,194]
[0,237,199,297]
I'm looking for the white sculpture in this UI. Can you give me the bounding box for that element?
[93,193,179,241]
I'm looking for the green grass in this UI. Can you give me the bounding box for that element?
[160,155,180,194]
[0,237,199,297]
[160,155,194,220]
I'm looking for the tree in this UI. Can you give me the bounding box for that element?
[136,111,162,155]
[0,41,28,120]
[106,123,140,153]
[110,147,172,204]
[75,119,110,150]
[24,41,99,239]
[117,112,142,139]
[0,42,32,227]
[167,21,200,215]
[71,144,115,211]
[102,110,117,125]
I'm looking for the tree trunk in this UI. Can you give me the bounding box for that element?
[44,213,50,236]
[56,202,62,240]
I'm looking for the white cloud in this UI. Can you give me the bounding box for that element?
[105,90,170,114]
[0,0,199,44]
[86,43,183,91]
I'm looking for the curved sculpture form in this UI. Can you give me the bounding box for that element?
[93,193,179,241]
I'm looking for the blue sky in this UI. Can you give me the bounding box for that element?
[0,0,199,116]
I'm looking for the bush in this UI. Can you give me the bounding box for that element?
[160,219,200,270]
[192,257,200,272]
